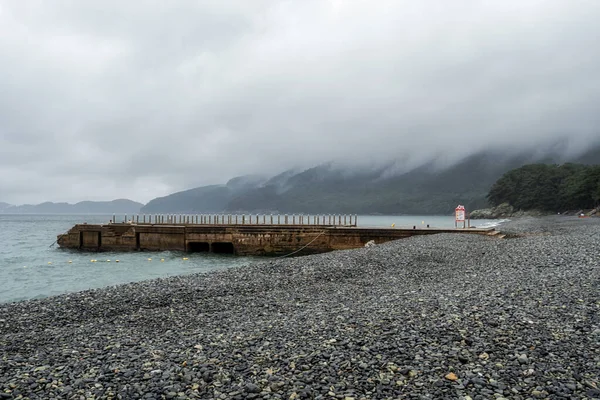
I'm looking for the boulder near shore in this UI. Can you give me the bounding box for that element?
[1,216,599,399]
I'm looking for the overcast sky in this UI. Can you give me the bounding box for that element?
[1,0,599,204]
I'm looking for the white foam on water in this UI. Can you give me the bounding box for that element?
[475,219,510,228]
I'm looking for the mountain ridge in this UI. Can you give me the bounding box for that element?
[0,199,143,214]
[141,143,600,215]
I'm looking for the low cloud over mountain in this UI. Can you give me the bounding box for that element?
[1,1,599,204]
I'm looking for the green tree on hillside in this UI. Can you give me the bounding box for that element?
[487,163,600,212]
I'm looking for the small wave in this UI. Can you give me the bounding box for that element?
[475,219,510,228]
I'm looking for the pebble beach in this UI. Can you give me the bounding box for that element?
[1,216,599,400]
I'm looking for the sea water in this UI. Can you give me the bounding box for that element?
[0,214,503,304]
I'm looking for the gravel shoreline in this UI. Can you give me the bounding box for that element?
[1,216,599,399]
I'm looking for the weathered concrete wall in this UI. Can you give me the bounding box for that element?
[226,227,331,256]
[81,231,99,249]
[57,223,495,256]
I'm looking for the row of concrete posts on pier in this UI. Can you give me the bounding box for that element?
[113,214,358,227]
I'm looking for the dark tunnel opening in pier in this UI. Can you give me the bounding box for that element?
[212,242,235,254]
[187,242,210,252]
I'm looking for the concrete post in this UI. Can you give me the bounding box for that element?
[270,215,273,224]
[285,215,288,224]
[136,215,139,223]
[278,215,281,224]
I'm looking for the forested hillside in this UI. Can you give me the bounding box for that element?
[141,144,600,215]
[487,164,600,211]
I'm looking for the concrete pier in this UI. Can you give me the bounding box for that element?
[57,214,497,256]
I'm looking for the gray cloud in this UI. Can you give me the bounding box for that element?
[1,0,599,204]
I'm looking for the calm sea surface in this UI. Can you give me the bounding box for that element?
[0,214,502,304]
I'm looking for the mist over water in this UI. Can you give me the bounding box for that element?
[0,214,502,304]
